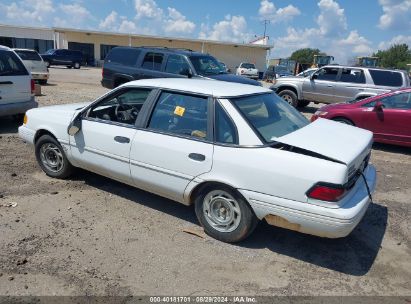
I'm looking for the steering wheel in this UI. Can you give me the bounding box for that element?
[115,104,139,122]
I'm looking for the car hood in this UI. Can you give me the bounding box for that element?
[276,76,304,82]
[45,102,90,112]
[275,118,372,166]
[207,74,260,86]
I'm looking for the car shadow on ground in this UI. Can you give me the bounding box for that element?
[300,105,318,115]
[75,170,387,276]
[0,117,20,134]
[373,142,411,156]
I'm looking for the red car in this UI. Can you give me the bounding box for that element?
[311,88,411,147]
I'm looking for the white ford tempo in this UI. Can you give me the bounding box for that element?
[19,78,376,243]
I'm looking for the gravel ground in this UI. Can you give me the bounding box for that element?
[0,67,410,297]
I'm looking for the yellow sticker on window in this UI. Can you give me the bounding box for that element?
[174,106,186,116]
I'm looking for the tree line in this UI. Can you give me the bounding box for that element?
[288,44,411,70]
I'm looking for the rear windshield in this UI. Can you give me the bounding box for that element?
[369,69,403,87]
[0,50,28,76]
[15,50,42,61]
[241,63,255,69]
[106,48,141,66]
[230,93,309,142]
[189,55,226,76]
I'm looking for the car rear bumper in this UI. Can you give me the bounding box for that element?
[31,72,49,80]
[239,164,377,238]
[0,98,38,117]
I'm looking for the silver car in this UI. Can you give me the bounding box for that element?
[271,65,410,107]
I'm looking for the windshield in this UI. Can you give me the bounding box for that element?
[230,93,309,142]
[189,55,226,76]
[45,49,55,55]
[15,50,42,61]
[241,63,255,69]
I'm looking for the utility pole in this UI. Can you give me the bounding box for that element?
[263,19,270,38]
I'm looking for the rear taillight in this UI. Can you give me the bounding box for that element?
[307,183,346,202]
[31,79,35,95]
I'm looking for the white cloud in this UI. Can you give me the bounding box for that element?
[0,0,55,25]
[316,0,347,36]
[99,11,119,31]
[378,35,411,49]
[337,30,373,54]
[54,3,93,28]
[135,0,163,19]
[118,20,138,33]
[258,0,301,23]
[378,0,411,30]
[199,15,252,43]
[164,7,196,34]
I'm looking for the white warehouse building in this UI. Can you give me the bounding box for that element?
[0,24,271,72]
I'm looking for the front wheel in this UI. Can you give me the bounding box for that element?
[194,186,258,243]
[278,90,298,108]
[73,62,81,69]
[35,135,74,179]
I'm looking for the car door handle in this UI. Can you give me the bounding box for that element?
[189,153,206,161]
[114,136,130,144]
[0,81,13,85]
[327,85,333,87]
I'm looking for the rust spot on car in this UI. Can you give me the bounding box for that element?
[265,214,301,232]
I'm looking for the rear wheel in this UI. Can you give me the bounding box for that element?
[73,62,81,69]
[278,90,298,108]
[332,117,354,126]
[194,185,258,243]
[35,135,74,179]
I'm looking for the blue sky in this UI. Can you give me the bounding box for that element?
[1,0,410,63]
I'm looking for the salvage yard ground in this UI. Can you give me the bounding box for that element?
[0,67,410,296]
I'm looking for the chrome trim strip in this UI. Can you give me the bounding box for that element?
[130,159,192,181]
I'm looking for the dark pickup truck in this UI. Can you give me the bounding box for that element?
[41,49,84,69]
[101,47,261,88]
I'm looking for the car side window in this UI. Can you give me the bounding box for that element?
[141,52,164,71]
[215,102,238,144]
[148,92,209,140]
[339,68,365,84]
[381,92,411,109]
[165,54,190,75]
[0,51,28,76]
[314,67,339,81]
[87,89,152,126]
[369,69,403,87]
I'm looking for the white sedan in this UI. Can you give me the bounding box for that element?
[19,78,376,243]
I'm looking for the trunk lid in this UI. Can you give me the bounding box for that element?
[22,60,48,73]
[276,118,372,173]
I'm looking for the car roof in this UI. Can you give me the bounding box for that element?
[0,45,12,51]
[323,64,407,73]
[122,78,270,97]
[12,48,38,52]
[113,46,205,56]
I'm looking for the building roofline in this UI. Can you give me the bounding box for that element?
[52,27,272,50]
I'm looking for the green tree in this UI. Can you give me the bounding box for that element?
[290,48,322,64]
[373,44,411,70]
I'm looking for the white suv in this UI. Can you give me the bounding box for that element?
[236,62,259,79]
[0,45,37,117]
[13,48,49,85]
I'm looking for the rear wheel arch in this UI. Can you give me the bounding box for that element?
[189,181,246,205]
[332,116,355,126]
[277,86,299,97]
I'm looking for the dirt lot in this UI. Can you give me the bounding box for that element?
[0,67,410,297]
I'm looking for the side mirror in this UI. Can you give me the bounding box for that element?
[67,115,82,136]
[180,68,193,78]
[374,101,384,111]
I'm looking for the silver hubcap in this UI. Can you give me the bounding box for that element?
[282,94,293,104]
[75,63,79,68]
[203,190,241,233]
[39,143,64,173]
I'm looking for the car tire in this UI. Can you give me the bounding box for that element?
[332,117,354,126]
[44,61,50,68]
[278,90,298,107]
[194,185,258,243]
[67,66,72,69]
[35,135,74,179]
[38,79,48,85]
[73,62,81,69]
[297,100,311,108]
